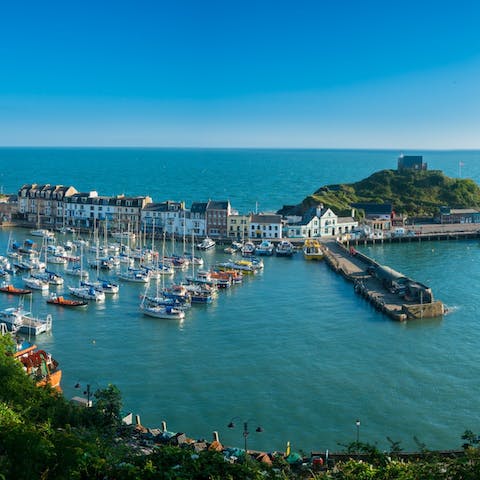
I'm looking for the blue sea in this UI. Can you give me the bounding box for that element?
[1,148,480,454]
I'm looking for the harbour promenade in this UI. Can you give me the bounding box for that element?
[321,240,445,321]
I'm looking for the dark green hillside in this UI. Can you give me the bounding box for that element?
[280,169,480,217]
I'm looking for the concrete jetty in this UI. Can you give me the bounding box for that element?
[321,240,445,321]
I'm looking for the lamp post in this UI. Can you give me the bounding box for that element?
[75,382,92,407]
[228,418,263,463]
[355,419,361,447]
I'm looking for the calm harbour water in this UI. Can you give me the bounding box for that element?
[1,148,480,453]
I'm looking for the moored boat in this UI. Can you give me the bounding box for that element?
[255,240,274,256]
[275,240,295,257]
[140,303,185,320]
[31,270,64,286]
[46,294,88,307]
[0,283,32,295]
[196,237,216,250]
[30,229,55,238]
[68,285,105,302]
[303,239,324,260]
[0,305,53,335]
[23,275,49,291]
[241,241,256,257]
[81,279,119,294]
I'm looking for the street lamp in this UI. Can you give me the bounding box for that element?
[355,419,361,446]
[228,418,263,463]
[74,382,92,407]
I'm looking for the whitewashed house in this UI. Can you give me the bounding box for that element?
[141,201,185,235]
[249,213,282,239]
[285,205,343,238]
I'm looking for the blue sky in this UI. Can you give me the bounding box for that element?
[0,0,479,148]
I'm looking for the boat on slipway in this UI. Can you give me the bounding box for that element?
[12,340,62,391]
[303,239,324,261]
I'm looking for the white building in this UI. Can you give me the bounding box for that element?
[249,213,282,239]
[285,205,357,238]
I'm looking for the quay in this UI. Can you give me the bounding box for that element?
[321,240,445,321]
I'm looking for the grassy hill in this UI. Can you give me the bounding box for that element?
[279,169,480,217]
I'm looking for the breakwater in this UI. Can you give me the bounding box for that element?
[322,240,445,321]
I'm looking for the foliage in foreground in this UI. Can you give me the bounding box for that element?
[4,334,480,478]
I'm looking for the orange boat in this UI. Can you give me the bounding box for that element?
[13,342,62,391]
[0,284,32,295]
[46,295,88,308]
[211,269,243,284]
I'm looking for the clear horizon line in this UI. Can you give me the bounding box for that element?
[0,145,479,152]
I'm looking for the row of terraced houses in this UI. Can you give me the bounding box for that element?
[1,183,358,239]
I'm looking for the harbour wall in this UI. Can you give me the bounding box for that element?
[322,240,445,321]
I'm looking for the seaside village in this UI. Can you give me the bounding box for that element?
[0,154,472,468]
[1,156,479,245]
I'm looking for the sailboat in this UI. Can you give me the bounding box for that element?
[68,245,105,301]
[140,220,174,278]
[183,233,214,304]
[117,227,149,283]
[82,231,120,294]
[140,233,186,320]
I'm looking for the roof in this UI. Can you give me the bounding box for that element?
[446,208,479,215]
[337,216,356,223]
[250,213,282,224]
[206,200,230,210]
[143,201,184,212]
[190,202,208,214]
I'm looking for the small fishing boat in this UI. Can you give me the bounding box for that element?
[303,239,324,260]
[196,237,216,250]
[275,240,295,257]
[241,241,256,257]
[46,294,88,308]
[255,240,274,256]
[0,284,32,295]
